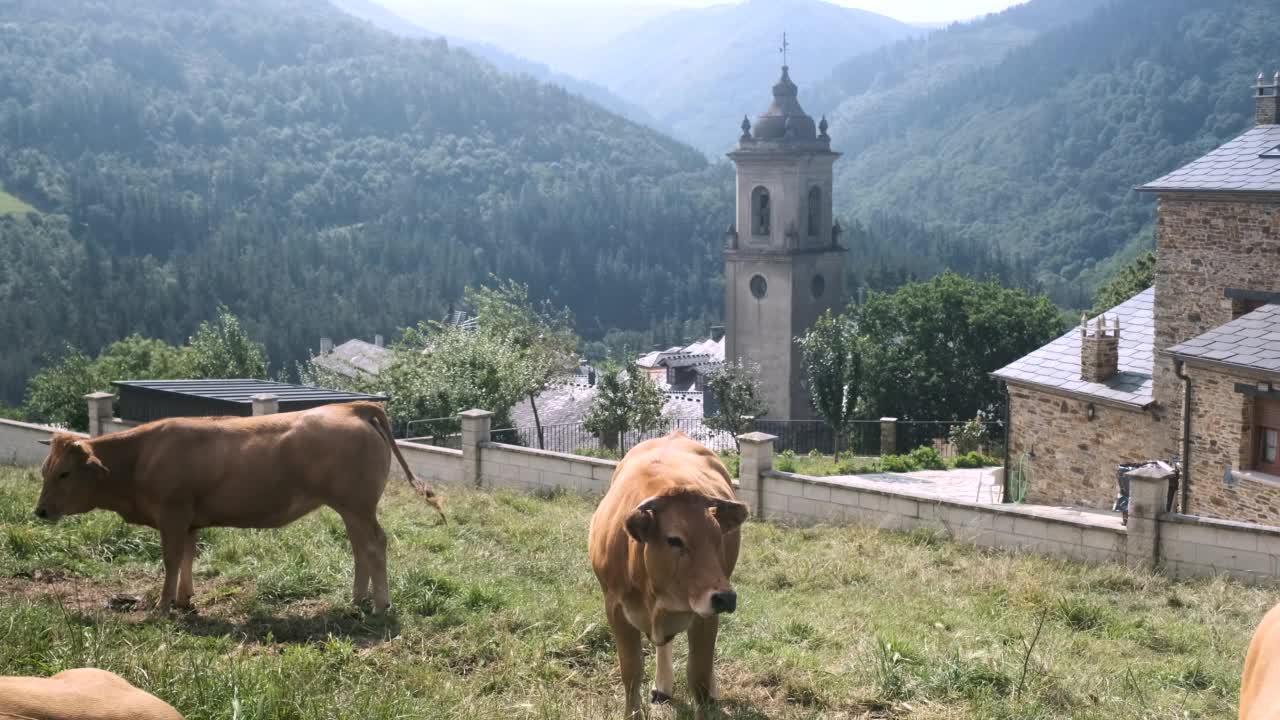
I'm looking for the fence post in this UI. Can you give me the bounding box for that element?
[460,409,493,488]
[737,432,776,519]
[250,394,279,416]
[879,417,898,455]
[1124,464,1174,572]
[85,392,116,438]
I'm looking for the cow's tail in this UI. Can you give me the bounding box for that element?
[366,404,446,523]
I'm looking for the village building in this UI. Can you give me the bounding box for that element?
[995,71,1280,524]
[310,335,392,381]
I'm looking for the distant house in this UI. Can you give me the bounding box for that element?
[310,335,393,381]
[994,72,1280,524]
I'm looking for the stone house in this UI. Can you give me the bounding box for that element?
[310,335,392,380]
[994,71,1280,524]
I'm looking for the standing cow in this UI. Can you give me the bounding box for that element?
[588,431,748,719]
[1241,601,1280,719]
[34,401,445,613]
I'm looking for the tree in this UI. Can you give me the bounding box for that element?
[1092,250,1155,314]
[466,279,578,449]
[796,311,863,454]
[854,272,1064,424]
[23,346,96,431]
[584,361,665,452]
[704,360,768,451]
[186,306,268,379]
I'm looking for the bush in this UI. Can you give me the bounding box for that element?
[953,451,1002,469]
[907,445,947,471]
[573,447,620,460]
[948,417,990,455]
[880,454,917,473]
[776,449,798,473]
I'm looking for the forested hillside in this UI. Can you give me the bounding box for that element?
[0,0,731,402]
[581,0,921,152]
[819,0,1277,302]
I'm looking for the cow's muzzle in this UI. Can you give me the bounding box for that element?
[33,507,59,523]
[710,591,737,615]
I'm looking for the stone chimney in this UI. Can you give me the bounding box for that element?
[1257,70,1280,125]
[320,336,333,355]
[1080,314,1120,383]
[710,325,725,342]
[374,334,384,348]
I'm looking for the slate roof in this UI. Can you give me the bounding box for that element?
[1139,125,1280,194]
[1167,304,1280,375]
[992,288,1155,407]
[311,339,393,379]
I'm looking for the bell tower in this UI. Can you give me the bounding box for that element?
[723,58,845,420]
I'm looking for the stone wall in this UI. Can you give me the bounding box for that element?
[1162,513,1280,583]
[1006,383,1158,509]
[479,443,615,495]
[1152,196,1280,456]
[1183,365,1280,524]
[397,441,463,488]
[0,419,81,466]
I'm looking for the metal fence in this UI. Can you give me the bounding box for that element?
[402,413,1005,459]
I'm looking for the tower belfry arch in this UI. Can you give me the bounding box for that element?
[724,53,845,420]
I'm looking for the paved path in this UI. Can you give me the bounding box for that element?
[825,467,1125,530]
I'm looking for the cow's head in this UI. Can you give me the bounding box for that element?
[35,434,109,522]
[625,491,748,617]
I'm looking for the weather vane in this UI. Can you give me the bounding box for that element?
[780,32,789,67]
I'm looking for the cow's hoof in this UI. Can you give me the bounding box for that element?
[650,690,672,705]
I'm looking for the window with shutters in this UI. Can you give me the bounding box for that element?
[1256,398,1280,476]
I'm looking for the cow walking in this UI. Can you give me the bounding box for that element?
[35,401,444,613]
[0,668,184,720]
[588,432,748,719]
[1241,601,1280,719]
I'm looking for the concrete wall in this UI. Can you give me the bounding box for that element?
[479,443,615,495]
[1007,383,1158,509]
[0,419,82,466]
[397,441,463,487]
[1152,196,1280,456]
[1162,513,1280,583]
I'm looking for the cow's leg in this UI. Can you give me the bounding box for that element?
[175,529,198,610]
[652,641,674,704]
[607,603,646,718]
[687,615,720,718]
[339,512,372,607]
[157,525,186,612]
[367,518,389,613]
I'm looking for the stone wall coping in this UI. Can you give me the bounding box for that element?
[397,440,463,458]
[766,469,1126,534]
[481,441,620,470]
[1001,379,1153,412]
[1162,511,1280,538]
[0,418,84,437]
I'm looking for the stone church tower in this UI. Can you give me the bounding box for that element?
[724,64,845,420]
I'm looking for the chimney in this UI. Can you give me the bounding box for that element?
[320,336,333,355]
[1257,70,1280,125]
[710,325,725,342]
[374,334,384,348]
[1080,314,1120,383]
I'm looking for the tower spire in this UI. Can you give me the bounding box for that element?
[779,32,789,68]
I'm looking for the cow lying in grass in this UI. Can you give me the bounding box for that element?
[588,431,749,719]
[0,668,183,720]
[35,401,445,613]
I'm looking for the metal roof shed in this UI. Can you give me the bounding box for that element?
[112,379,387,424]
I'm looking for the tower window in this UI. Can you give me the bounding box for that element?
[752,186,771,236]
[811,274,825,299]
[750,274,768,300]
[807,186,822,237]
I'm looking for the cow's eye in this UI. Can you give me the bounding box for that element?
[666,536,684,550]
[58,471,69,479]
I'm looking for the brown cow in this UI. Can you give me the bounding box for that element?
[0,668,184,720]
[35,401,444,613]
[1241,601,1280,719]
[588,431,748,718]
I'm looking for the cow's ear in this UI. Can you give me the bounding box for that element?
[74,442,109,477]
[625,507,656,544]
[712,500,749,533]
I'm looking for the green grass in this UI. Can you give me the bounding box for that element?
[0,184,35,216]
[0,465,1266,718]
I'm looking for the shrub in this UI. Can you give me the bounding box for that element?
[574,447,620,460]
[907,445,947,471]
[880,454,917,473]
[776,449,798,473]
[948,417,990,454]
[953,451,1001,469]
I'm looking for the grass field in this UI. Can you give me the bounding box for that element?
[0,184,35,215]
[0,465,1269,719]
